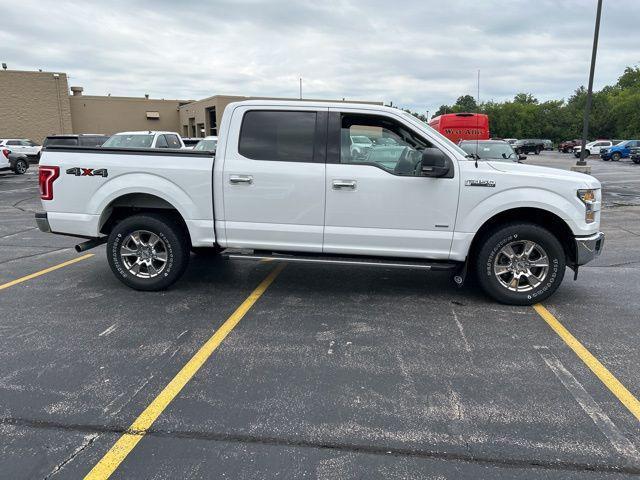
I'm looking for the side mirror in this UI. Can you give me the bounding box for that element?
[421,148,452,178]
[518,154,527,162]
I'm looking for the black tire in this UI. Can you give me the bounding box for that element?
[633,158,640,164]
[584,149,590,157]
[602,156,610,161]
[475,223,565,305]
[13,159,28,175]
[107,213,190,291]
[611,152,621,161]
[534,147,541,155]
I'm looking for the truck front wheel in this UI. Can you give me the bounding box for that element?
[107,213,190,291]
[475,223,565,305]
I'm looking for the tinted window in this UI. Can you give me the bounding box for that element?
[239,111,316,162]
[165,134,182,148]
[44,137,78,146]
[155,135,169,148]
[7,140,20,145]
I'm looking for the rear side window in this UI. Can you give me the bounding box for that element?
[165,134,181,148]
[239,110,316,162]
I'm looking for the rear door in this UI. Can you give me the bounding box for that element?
[221,106,327,252]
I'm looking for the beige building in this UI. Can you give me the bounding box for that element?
[1,68,382,143]
[69,89,190,136]
[0,70,73,143]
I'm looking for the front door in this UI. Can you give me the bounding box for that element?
[323,109,459,259]
[222,107,327,253]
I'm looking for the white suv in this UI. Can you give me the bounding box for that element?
[102,131,185,149]
[0,139,42,158]
[573,140,615,157]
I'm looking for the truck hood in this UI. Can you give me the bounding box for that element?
[486,161,601,189]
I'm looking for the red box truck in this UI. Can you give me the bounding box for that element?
[428,113,489,143]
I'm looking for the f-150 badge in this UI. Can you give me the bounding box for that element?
[66,167,108,177]
[465,179,495,187]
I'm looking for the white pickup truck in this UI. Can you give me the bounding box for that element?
[35,100,604,305]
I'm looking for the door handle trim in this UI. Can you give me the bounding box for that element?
[229,175,253,185]
[332,180,356,190]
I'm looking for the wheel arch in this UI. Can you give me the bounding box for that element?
[467,207,576,267]
[99,192,191,245]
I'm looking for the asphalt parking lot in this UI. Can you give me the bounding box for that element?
[1,151,639,479]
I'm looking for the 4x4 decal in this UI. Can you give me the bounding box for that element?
[66,167,108,177]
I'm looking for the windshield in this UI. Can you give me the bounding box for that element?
[103,134,154,148]
[459,142,516,162]
[399,111,469,157]
[194,139,218,151]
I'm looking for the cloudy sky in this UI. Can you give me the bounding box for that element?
[2,0,638,115]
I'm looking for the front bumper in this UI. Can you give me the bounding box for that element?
[35,212,51,233]
[575,232,604,266]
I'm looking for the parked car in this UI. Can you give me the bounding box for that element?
[102,131,185,149]
[458,140,526,163]
[558,139,582,153]
[542,139,553,150]
[573,140,615,158]
[0,139,42,160]
[36,100,604,305]
[513,139,545,155]
[43,134,109,148]
[600,140,640,161]
[630,147,640,164]
[181,137,201,149]
[0,147,29,175]
[349,135,373,159]
[193,136,218,152]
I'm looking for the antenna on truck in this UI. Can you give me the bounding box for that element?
[474,69,480,168]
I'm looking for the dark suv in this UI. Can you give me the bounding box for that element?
[43,134,110,148]
[513,139,545,155]
[558,139,581,153]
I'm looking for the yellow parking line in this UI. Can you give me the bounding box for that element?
[0,253,94,291]
[85,263,286,480]
[534,303,640,422]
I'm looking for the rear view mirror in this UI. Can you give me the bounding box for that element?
[421,148,452,178]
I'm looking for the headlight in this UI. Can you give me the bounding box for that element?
[577,189,597,223]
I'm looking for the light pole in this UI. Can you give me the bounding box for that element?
[572,0,603,174]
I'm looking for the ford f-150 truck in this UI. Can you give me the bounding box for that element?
[35,100,604,305]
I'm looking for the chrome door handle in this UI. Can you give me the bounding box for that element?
[229,175,253,185]
[332,180,356,190]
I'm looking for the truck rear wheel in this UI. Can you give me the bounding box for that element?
[107,213,190,291]
[475,223,565,305]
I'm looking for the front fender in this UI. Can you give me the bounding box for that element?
[457,187,586,235]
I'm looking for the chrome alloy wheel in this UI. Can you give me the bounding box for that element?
[120,230,168,278]
[493,240,550,292]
